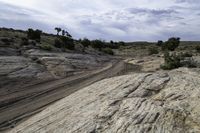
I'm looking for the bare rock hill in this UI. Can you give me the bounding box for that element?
[7,68,200,133]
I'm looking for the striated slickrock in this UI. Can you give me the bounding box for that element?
[8,68,200,133]
[126,56,164,72]
[0,49,110,93]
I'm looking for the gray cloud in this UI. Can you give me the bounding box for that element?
[175,0,200,3]
[127,8,177,15]
[0,0,200,41]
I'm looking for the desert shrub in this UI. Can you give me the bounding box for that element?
[161,52,181,70]
[148,47,159,55]
[181,58,197,68]
[1,37,13,45]
[54,38,63,48]
[20,37,29,46]
[179,46,189,50]
[161,51,196,70]
[1,38,12,43]
[54,36,74,50]
[111,44,119,49]
[156,40,163,47]
[110,40,114,44]
[118,41,125,46]
[60,36,74,50]
[104,41,119,49]
[27,28,42,42]
[160,37,198,70]
[162,37,180,51]
[15,35,19,38]
[91,40,105,50]
[102,48,114,55]
[180,52,193,57]
[81,38,91,47]
[195,46,200,53]
[39,43,52,51]
[29,40,37,46]
[140,45,146,49]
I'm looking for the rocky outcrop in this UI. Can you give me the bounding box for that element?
[0,48,115,132]
[25,49,110,75]
[0,56,53,94]
[126,56,164,72]
[0,49,111,92]
[25,49,109,77]
[7,68,200,133]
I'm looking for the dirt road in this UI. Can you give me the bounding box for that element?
[0,59,132,131]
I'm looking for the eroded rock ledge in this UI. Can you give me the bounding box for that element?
[8,68,200,133]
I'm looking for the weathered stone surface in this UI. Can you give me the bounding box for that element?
[8,68,200,133]
[0,49,111,97]
[24,49,110,77]
[0,56,47,77]
[0,56,53,95]
[0,48,19,56]
[126,56,164,72]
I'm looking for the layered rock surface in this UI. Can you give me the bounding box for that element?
[0,49,110,93]
[125,56,164,72]
[7,68,200,133]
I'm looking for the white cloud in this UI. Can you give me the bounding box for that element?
[0,0,200,41]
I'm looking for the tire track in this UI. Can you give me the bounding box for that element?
[0,59,128,131]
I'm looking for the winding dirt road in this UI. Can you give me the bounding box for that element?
[0,59,132,131]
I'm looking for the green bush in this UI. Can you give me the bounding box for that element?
[1,37,13,45]
[140,45,146,49]
[102,48,114,55]
[39,43,52,51]
[156,40,163,47]
[105,41,119,49]
[118,41,125,46]
[181,58,197,68]
[161,51,196,70]
[161,52,181,70]
[110,40,114,44]
[54,38,63,48]
[20,37,29,46]
[91,40,105,50]
[27,29,42,42]
[162,37,180,51]
[54,36,74,50]
[148,47,159,55]
[81,38,91,47]
[160,37,197,70]
[195,46,200,53]
[61,36,74,50]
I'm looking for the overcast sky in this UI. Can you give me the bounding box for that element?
[0,0,200,41]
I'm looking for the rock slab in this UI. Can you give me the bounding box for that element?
[7,68,200,133]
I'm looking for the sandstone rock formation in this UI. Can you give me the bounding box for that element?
[7,68,200,133]
[126,55,164,72]
[0,49,110,92]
